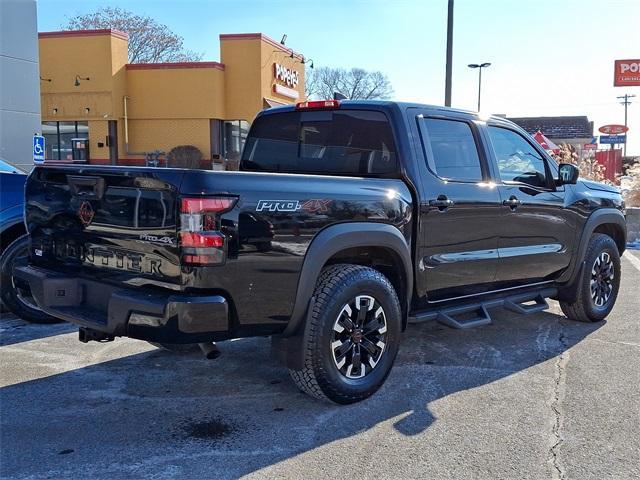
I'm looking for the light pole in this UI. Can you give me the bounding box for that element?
[468,62,491,111]
[444,0,454,106]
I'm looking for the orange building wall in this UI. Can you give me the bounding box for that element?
[125,119,211,160]
[220,36,263,122]
[38,30,305,166]
[87,119,109,161]
[39,30,128,122]
[125,66,225,119]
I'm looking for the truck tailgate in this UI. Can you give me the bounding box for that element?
[25,166,186,289]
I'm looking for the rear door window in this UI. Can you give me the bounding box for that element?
[241,110,398,176]
[421,118,484,182]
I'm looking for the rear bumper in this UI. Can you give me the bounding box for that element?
[15,265,229,343]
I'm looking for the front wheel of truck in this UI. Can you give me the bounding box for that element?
[289,264,402,404]
[560,233,621,322]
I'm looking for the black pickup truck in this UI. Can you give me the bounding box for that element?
[14,100,626,403]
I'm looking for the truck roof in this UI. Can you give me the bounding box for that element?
[259,100,517,128]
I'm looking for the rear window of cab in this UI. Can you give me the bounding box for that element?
[240,110,398,176]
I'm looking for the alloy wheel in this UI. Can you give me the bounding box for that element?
[331,295,388,379]
[590,251,614,308]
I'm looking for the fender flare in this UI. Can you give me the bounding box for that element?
[282,222,413,337]
[0,204,26,232]
[557,208,626,300]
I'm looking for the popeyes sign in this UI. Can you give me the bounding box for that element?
[273,63,300,99]
[614,59,640,87]
[274,64,299,88]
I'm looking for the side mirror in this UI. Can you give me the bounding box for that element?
[557,163,579,185]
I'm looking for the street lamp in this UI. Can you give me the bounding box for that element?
[468,62,491,111]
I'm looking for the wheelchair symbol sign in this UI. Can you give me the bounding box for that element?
[33,135,45,163]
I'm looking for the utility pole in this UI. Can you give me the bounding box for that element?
[617,93,635,157]
[444,0,454,106]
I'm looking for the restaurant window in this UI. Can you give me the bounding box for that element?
[41,121,89,161]
[223,120,249,169]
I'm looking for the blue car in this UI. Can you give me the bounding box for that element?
[0,159,58,323]
[0,158,27,248]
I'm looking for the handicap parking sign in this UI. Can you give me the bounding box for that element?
[33,135,45,163]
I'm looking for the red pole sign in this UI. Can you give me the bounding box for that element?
[614,60,640,87]
[598,124,629,135]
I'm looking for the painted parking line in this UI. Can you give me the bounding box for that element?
[623,251,640,272]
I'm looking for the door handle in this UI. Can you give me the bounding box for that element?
[503,196,522,210]
[429,195,455,211]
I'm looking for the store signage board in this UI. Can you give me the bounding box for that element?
[599,135,626,144]
[273,83,299,99]
[274,63,299,88]
[614,60,640,87]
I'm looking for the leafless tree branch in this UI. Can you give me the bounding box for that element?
[62,7,203,63]
[306,66,393,100]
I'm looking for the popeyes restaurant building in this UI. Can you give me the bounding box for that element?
[38,30,305,168]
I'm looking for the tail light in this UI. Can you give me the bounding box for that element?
[180,196,237,265]
[295,100,340,110]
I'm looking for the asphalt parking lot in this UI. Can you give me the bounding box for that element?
[1,251,639,480]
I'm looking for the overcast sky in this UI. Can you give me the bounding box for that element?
[38,0,640,155]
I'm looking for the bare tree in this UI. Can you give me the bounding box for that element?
[622,161,640,207]
[552,143,608,183]
[62,7,203,63]
[306,67,393,100]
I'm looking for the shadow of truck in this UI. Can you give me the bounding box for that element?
[0,306,601,479]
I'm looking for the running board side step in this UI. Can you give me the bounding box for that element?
[503,292,549,315]
[409,287,557,329]
[437,304,491,329]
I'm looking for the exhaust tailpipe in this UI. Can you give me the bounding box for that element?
[198,342,221,360]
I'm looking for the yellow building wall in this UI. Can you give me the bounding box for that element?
[125,119,211,160]
[41,91,111,120]
[110,35,129,119]
[88,120,110,162]
[220,37,263,122]
[121,67,224,159]
[220,35,305,122]
[39,32,128,122]
[125,67,225,119]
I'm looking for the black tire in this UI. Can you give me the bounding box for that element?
[0,235,62,324]
[289,264,402,404]
[148,342,199,353]
[560,233,621,322]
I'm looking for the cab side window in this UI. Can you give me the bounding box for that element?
[488,126,550,188]
[423,118,483,182]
